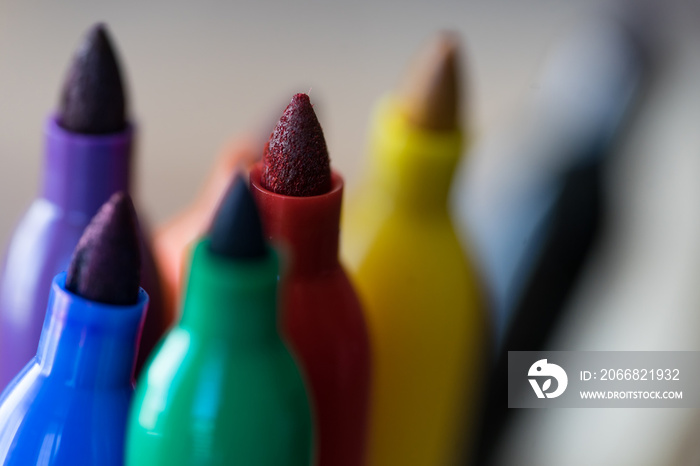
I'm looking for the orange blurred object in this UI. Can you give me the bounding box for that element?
[153,136,260,321]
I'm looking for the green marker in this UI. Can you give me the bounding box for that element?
[126,175,313,466]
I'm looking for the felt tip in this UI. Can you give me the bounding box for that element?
[261,93,332,197]
[399,31,461,131]
[58,23,127,135]
[209,174,267,260]
[66,192,141,305]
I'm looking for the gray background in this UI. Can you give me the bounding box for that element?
[0,0,605,237]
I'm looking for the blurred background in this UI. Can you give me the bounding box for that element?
[2,0,700,464]
[0,0,615,230]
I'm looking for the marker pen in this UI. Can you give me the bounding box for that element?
[253,93,371,466]
[341,34,489,466]
[0,25,167,388]
[127,178,313,466]
[0,191,147,465]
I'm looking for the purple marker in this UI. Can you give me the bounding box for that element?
[0,24,167,389]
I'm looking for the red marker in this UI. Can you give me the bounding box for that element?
[251,93,371,466]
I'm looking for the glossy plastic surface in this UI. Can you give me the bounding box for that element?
[127,240,313,466]
[341,97,489,466]
[251,165,371,466]
[0,116,167,389]
[0,273,148,466]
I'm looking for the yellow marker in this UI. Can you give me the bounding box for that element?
[342,34,489,466]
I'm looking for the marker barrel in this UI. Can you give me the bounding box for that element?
[126,240,313,466]
[0,116,168,389]
[251,165,371,466]
[42,116,133,217]
[342,97,489,466]
[0,273,148,465]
